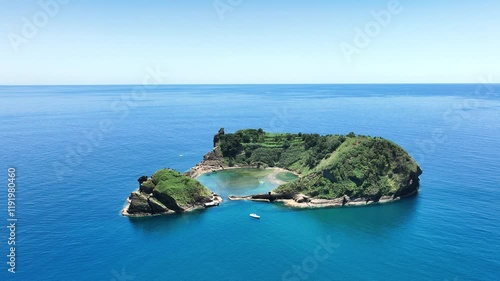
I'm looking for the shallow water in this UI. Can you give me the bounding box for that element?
[275,171,299,183]
[198,168,295,197]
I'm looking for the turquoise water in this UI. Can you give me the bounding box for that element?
[0,84,499,280]
[198,168,297,197]
[275,171,299,183]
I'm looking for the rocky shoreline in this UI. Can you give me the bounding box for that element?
[122,167,224,217]
[227,190,419,209]
[186,147,227,178]
[121,192,222,217]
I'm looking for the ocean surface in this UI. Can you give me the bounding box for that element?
[0,84,499,281]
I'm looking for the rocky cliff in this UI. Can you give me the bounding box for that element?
[122,169,222,217]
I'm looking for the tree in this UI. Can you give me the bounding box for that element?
[283,139,290,149]
[219,134,243,158]
[305,151,319,168]
[304,134,320,149]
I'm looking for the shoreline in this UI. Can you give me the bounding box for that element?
[121,202,220,218]
[121,192,223,217]
[186,147,301,180]
[125,145,419,216]
[277,196,401,208]
[228,190,419,209]
[190,164,300,182]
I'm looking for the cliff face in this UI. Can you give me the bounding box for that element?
[187,147,226,178]
[126,191,176,215]
[122,169,222,217]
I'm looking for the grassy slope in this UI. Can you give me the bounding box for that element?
[145,169,212,207]
[275,136,419,198]
[217,129,420,199]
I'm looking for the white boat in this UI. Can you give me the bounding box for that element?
[250,213,260,219]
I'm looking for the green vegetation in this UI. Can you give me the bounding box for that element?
[144,169,212,208]
[215,129,421,200]
[217,129,347,173]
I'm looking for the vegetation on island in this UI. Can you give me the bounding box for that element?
[149,169,213,207]
[124,128,422,216]
[125,169,216,216]
[215,128,422,200]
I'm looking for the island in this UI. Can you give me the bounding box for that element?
[189,128,422,208]
[122,169,222,217]
[122,128,422,217]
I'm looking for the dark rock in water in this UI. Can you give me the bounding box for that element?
[127,192,173,215]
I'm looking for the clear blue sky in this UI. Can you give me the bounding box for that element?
[1,0,499,84]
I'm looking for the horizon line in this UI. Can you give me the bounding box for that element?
[1,82,499,87]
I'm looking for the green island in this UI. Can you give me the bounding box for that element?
[122,169,222,217]
[122,128,422,216]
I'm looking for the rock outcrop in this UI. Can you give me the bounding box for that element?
[122,169,222,217]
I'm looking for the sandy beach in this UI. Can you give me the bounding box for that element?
[189,162,300,183]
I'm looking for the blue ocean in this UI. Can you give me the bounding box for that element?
[0,84,499,281]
